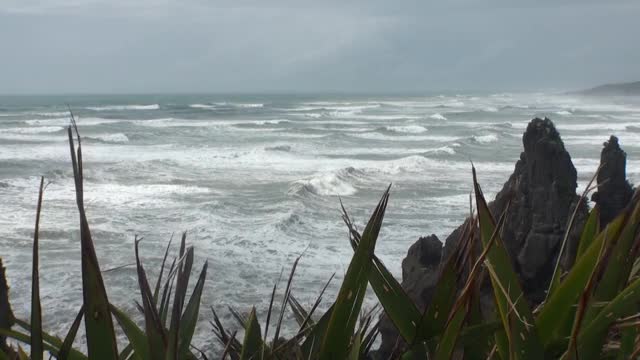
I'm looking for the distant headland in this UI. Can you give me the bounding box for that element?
[574,80,640,96]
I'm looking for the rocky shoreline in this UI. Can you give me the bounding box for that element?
[375,117,636,358]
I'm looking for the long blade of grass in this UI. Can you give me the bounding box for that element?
[575,206,600,261]
[472,166,543,359]
[582,193,640,325]
[168,235,193,360]
[546,167,600,301]
[273,256,301,347]
[154,237,174,305]
[341,203,422,344]
[134,238,167,359]
[239,308,262,360]
[347,331,362,360]
[67,123,118,359]
[110,304,150,360]
[416,218,478,346]
[296,274,334,335]
[0,328,86,360]
[287,295,308,328]
[30,176,44,360]
[301,305,334,358]
[57,305,84,360]
[319,186,390,359]
[178,261,208,359]
[433,302,467,360]
[577,275,640,359]
[536,207,627,346]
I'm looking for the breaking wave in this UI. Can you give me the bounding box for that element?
[429,113,448,121]
[87,104,160,111]
[0,126,64,134]
[288,167,363,196]
[471,134,498,144]
[85,133,130,143]
[384,125,428,134]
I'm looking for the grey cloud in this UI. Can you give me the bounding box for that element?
[1,0,638,94]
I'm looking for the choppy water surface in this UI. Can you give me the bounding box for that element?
[1,93,639,352]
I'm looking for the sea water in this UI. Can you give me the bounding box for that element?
[1,92,639,353]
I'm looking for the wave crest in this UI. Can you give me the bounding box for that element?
[429,113,448,121]
[86,133,130,143]
[87,104,159,111]
[289,167,362,197]
[385,125,428,134]
[471,134,498,144]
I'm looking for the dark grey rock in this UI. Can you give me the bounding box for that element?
[0,258,15,354]
[375,235,442,359]
[376,117,595,356]
[591,135,634,227]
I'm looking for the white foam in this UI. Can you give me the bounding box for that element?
[472,134,498,144]
[215,102,264,108]
[189,104,216,109]
[87,104,159,111]
[483,106,499,112]
[555,110,572,116]
[429,113,448,121]
[290,170,358,196]
[385,125,428,134]
[253,119,290,125]
[25,117,119,126]
[0,126,64,134]
[87,133,130,143]
[350,132,458,142]
[563,134,640,147]
[556,122,638,131]
[424,146,456,155]
[34,111,71,117]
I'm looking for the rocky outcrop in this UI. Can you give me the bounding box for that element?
[591,136,635,227]
[376,118,640,357]
[375,235,442,358]
[441,118,587,302]
[0,258,15,354]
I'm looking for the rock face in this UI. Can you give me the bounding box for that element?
[592,136,634,227]
[0,258,14,354]
[375,235,442,357]
[376,118,594,357]
[444,118,587,301]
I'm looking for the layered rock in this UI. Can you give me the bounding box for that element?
[591,136,635,227]
[375,118,639,357]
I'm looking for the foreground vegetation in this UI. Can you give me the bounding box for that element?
[1,119,640,359]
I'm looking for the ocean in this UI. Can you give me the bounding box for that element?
[1,92,639,353]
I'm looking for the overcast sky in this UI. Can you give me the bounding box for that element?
[1,1,639,94]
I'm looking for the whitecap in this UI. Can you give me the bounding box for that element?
[555,110,572,116]
[429,113,448,121]
[24,117,118,126]
[289,168,359,196]
[86,133,129,143]
[0,126,64,134]
[350,132,458,142]
[483,106,499,112]
[87,104,159,111]
[189,104,216,109]
[34,111,71,117]
[423,146,456,155]
[472,134,498,144]
[253,119,290,125]
[215,102,264,108]
[385,125,428,134]
[556,122,638,131]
